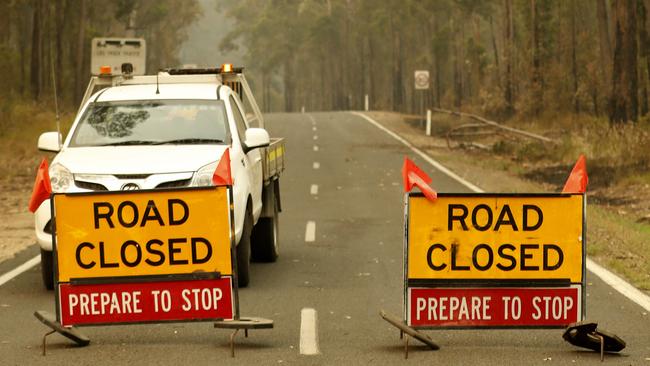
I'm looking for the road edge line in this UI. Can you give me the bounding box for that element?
[0,255,40,287]
[586,258,650,311]
[351,111,650,313]
[350,111,484,193]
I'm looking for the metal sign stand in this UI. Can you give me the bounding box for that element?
[213,186,274,358]
[34,311,90,356]
[213,317,274,357]
[379,310,439,359]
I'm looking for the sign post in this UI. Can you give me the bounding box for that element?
[404,193,585,329]
[414,70,430,126]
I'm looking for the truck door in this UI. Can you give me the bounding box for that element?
[230,95,263,217]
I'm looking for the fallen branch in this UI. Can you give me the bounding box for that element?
[432,108,554,143]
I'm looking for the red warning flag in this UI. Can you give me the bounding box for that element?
[28,158,52,213]
[212,148,233,186]
[402,156,437,202]
[562,154,588,193]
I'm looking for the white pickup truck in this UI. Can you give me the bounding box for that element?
[34,65,284,289]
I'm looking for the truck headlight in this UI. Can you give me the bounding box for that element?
[191,162,217,187]
[49,163,73,192]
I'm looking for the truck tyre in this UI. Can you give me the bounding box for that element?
[237,210,253,288]
[251,197,279,262]
[41,249,54,290]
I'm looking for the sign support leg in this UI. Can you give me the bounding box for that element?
[42,330,55,356]
[230,329,240,358]
[404,335,409,359]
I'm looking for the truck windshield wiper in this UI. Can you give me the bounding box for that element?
[153,138,225,145]
[99,140,162,146]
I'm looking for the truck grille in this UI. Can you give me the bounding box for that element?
[75,180,108,191]
[156,179,191,189]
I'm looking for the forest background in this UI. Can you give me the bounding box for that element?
[1,1,650,287]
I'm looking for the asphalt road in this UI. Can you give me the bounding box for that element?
[0,111,649,365]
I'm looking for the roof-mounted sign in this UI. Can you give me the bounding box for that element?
[91,37,146,76]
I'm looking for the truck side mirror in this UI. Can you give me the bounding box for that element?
[243,128,270,153]
[38,132,62,152]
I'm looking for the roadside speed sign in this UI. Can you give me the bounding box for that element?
[414,70,430,90]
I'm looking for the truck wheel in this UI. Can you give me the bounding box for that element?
[252,198,279,262]
[237,210,252,288]
[41,249,54,290]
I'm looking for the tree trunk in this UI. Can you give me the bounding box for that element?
[638,0,650,117]
[610,0,638,124]
[571,0,579,114]
[490,15,500,86]
[530,0,542,116]
[74,0,86,104]
[283,57,294,112]
[30,0,42,100]
[391,17,404,112]
[504,0,514,114]
[597,0,613,93]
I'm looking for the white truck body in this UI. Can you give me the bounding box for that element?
[34,67,284,288]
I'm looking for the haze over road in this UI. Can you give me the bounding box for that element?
[1,112,649,365]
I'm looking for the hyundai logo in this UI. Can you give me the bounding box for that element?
[121,183,140,191]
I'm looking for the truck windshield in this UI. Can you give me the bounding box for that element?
[69,100,229,147]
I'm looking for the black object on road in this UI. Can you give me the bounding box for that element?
[562,322,626,361]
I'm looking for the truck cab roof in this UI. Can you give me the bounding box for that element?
[94,83,223,102]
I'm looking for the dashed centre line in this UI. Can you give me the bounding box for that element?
[300,308,320,355]
[313,162,320,169]
[313,145,319,152]
[310,184,319,195]
[313,135,318,140]
[305,221,316,242]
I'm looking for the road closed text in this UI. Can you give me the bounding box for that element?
[54,188,233,281]
[408,287,580,327]
[58,278,234,326]
[407,195,584,282]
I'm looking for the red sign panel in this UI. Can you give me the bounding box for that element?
[58,278,233,327]
[408,286,580,328]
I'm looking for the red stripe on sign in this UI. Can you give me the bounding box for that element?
[408,287,580,327]
[59,278,233,327]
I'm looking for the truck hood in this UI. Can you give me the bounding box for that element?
[54,145,228,174]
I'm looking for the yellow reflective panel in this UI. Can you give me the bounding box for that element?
[54,187,233,282]
[407,194,584,283]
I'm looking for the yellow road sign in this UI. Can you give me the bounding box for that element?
[407,194,584,283]
[53,187,233,282]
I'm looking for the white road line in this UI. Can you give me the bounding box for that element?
[310,184,319,195]
[305,221,316,242]
[0,255,40,287]
[587,258,650,311]
[307,114,317,125]
[313,145,319,152]
[300,308,320,355]
[350,111,483,192]
[312,126,317,132]
[352,111,650,313]
[313,162,320,169]
[313,135,318,140]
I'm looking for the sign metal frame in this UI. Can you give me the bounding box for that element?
[51,186,238,327]
[403,192,587,329]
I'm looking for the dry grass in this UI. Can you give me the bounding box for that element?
[418,110,650,290]
[0,101,74,183]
